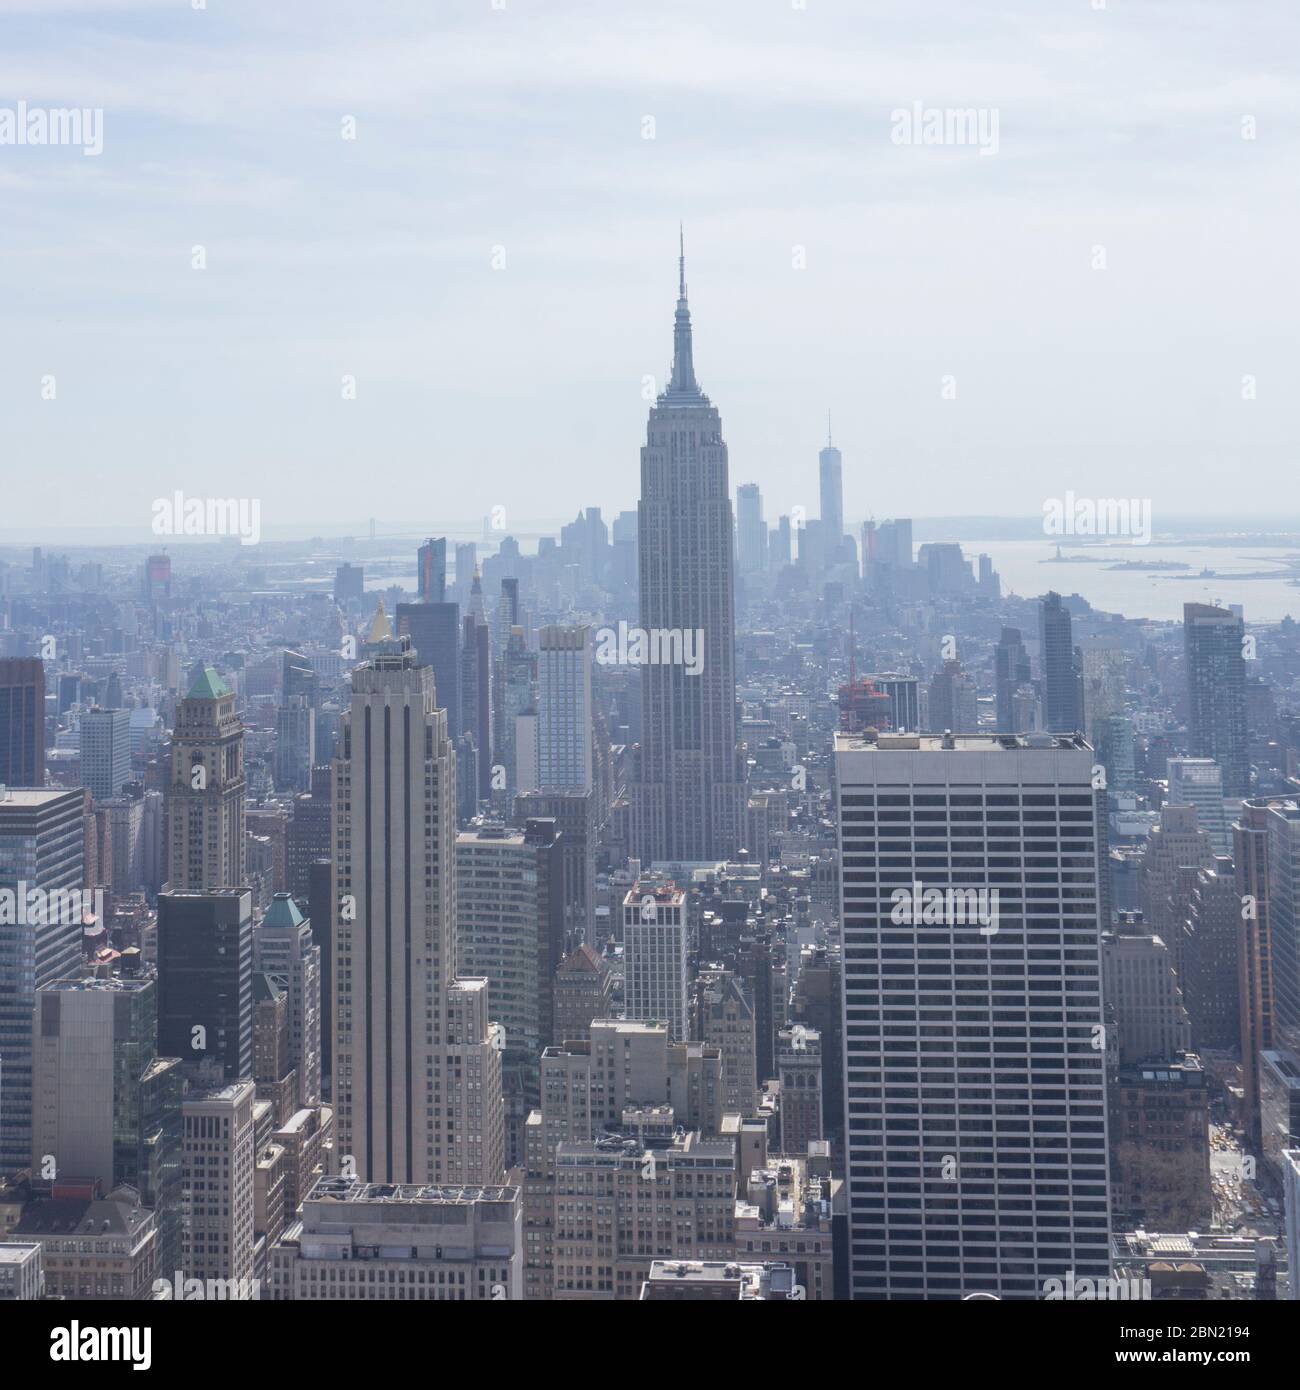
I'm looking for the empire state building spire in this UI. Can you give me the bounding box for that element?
[667,225,702,401]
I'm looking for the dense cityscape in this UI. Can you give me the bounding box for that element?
[2,243,1298,1324]
[3,2,1295,1367]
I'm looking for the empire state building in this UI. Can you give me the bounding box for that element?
[630,236,747,863]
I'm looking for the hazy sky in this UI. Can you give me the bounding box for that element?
[2,0,1297,541]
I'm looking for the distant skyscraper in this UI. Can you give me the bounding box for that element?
[80,707,130,801]
[461,577,493,800]
[818,421,843,553]
[418,536,447,603]
[0,658,44,788]
[536,625,592,793]
[333,563,364,607]
[736,483,766,576]
[1167,757,1231,854]
[630,236,747,864]
[1184,602,1250,798]
[166,666,245,892]
[396,600,461,741]
[332,633,503,1184]
[927,659,977,734]
[1039,592,1084,733]
[0,788,85,1175]
[994,627,1032,733]
[835,730,1111,1299]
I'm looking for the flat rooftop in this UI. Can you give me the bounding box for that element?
[834,731,1092,754]
[308,1177,518,1205]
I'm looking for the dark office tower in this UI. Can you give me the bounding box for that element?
[287,765,332,904]
[166,666,246,892]
[514,789,596,948]
[736,929,788,1087]
[791,945,844,1142]
[1235,803,1277,1146]
[0,657,44,788]
[819,421,843,553]
[31,976,183,1275]
[1184,602,1250,798]
[835,730,1111,1300]
[994,628,1032,734]
[157,889,254,1083]
[417,536,447,603]
[1039,592,1085,734]
[630,235,747,863]
[0,788,84,1175]
[396,600,461,741]
[461,598,492,799]
[307,857,334,1083]
[333,563,364,606]
[81,706,130,800]
[500,575,520,630]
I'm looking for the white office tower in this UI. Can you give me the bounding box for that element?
[623,884,689,1041]
[536,625,592,792]
[835,731,1111,1300]
[1166,757,1232,856]
[333,634,504,1186]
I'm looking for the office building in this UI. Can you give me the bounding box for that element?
[623,883,689,1041]
[30,976,183,1275]
[396,601,461,743]
[0,787,85,1175]
[736,483,766,577]
[0,657,44,788]
[1039,593,1084,734]
[835,730,1111,1299]
[254,892,322,1109]
[81,707,130,801]
[1184,602,1250,798]
[182,1082,257,1296]
[552,1125,737,1300]
[270,1175,521,1300]
[157,889,254,1083]
[536,625,592,793]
